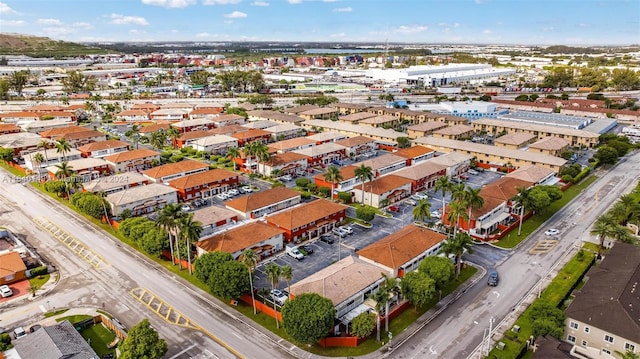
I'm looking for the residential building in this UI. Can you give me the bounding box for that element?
[210,114,245,127]
[0,132,48,158]
[247,110,305,125]
[394,145,435,166]
[292,142,347,166]
[131,102,160,113]
[23,148,82,172]
[495,132,538,149]
[259,152,309,177]
[406,122,449,138]
[46,157,111,181]
[299,107,339,121]
[195,222,285,261]
[563,242,640,359]
[472,119,600,148]
[242,120,278,129]
[306,131,347,144]
[505,165,556,185]
[268,137,316,154]
[331,102,369,115]
[82,172,150,195]
[338,112,378,124]
[426,152,473,177]
[358,115,400,128]
[22,119,75,134]
[114,109,150,122]
[40,125,89,140]
[264,123,304,141]
[13,320,99,359]
[393,161,447,192]
[149,108,189,121]
[0,251,27,285]
[314,165,359,193]
[334,136,377,159]
[266,199,348,242]
[189,107,223,120]
[0,111,40,123]
[301,119,406,145]
[432,124,475,140]
[231,128,272,146]
[290,255,391,322]
[106,183,178,216]
[225,187,301,219]
[357,224,448,277]
[351,174,413,207]
[354,153,407,177]
[528,136,571,157]
[190,135,238,155]
[77,140,129,158]
[168,168,239,201]
[171,118,216,133]
[142,159,209,184]
[104,149,161,173]
[191,206,239,238]
[0,123,21,134]
[139,123,171,137]
[413,137,567,171]
[285,105,320,115]
[24,104,64,113]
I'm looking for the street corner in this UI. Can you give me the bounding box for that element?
[0,279,32,304]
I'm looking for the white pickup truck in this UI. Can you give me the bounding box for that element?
[285,244,304,260]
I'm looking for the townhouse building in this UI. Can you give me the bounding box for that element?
[330,102,369,115]
[46,157,111,181]
[247,110,305,125]
[210,114,245,127]
[358,115,400,128]
[77,140,129,158]
[298,107,339,121]
[0,132,47,158]
[528,136,571,157]
[494,132,538,149]
[171,118,216,133]
[195,222,285,261]
[259,152,309,177]
[188,107,222,121]
[471,119,600,148]
[190,135,238,155]
[231,128,272,146]
[114,109,150,122]
[306,131,347,144]
[106,183,178,216]
[334,136,377,159]
[23,148,82,172]
[104,149,161,173]
[354,153,407,177]
[225,187,301,219]
[168,168,239,201]
[432,124,475,140]
[406,122,449,138]
[191,206,239,238]
[0,123,21,135]
[314,165,359,193]
[292,142,347,166]
[394,145,435,166]
[352,174,413,207]
[82,172,150,195]
[264,123,304,141]
[268,137,316,154]
[266,199,348,242]
[150,108,189,121]
[0,111,40,123]
[338,112,378,125]
[393,161,447,192]
[142,159,209,184]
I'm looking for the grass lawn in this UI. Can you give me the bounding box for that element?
[495,175,599,249]
[29,274,50,289]
[56,314,93,324]
[80,323,117,357]
[488,242,597,358]
[0,162,27,177]
[44,308,69,318]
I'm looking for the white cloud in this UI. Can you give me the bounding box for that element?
[42,27,76,37]
[251,0,269,5]
[482,29,493,34]
[224,11,247,18]
[36,18,63,26]
[288,0,302,4]
[141,0,196,8]
[72,22,93,29]
[453,22,460,28]
[0,20,25,26]
[203,0,242,4]
[129,29,147,34]
[332,7,351,12]
[393,25,428,34]
[474,0,486,4]
[109,13,149,26]
[0,2,19,15]
[171,29,180,33]
[330,32,345,38]
[195,32,229,39]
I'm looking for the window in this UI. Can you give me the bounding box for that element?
[570,322,579,330]
[584,327,590,333]
[602,348,611,355]
[625,343,635,352]
[567,335,576,343]
[604,335,614,344]
[581,340,588,346]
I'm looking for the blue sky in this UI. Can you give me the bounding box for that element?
[0,0,638,45]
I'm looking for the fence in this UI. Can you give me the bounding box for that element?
[239,293,283,321]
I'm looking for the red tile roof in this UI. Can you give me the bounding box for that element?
[168,168,237,189]
[104,148,160,163]
[77,140,129,152]
[142,159,208,179]
[267,199,347,230]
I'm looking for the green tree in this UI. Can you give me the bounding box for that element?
[265,263,283,328]
[190,70,211,86]
[418,256,455,290]
[575,67,608,89]
[178,213,202,275]
[32,152,45,174]
[529,302,565,339]
[400,270,436,310]
[166,127,181,149]
[464,187,484,229]
[350,311,376,338]
[281,265,293,300]
[614,349,640,359]
[513,186,532,235]
[55,138,71,161]
[226,147,240,171]
[9,70,29,96]
[0,147,14,162]
[323,165,343,202]
[240,249,259,314]
[281,293,335,344]
[126,124,142,149]
[155,203,183,267]
[193,251,234,284]
[0,78,10,100]
[396,137,410,149]
[445,200,468,235]
[149,130,168,151]
[542,67,574,88]
[526,187,552,215]
[355,164,374,205]
[119,319,168,359]
[610,68,640,91]
[355,206,375,223]
[590,213,617,256]
[62,70,96,94]
[439,232,474,278]
[412,198,431,223]
[247,94,274,108]
[435,175,452,216]
[595,145,619,167]
[207,260,250,301]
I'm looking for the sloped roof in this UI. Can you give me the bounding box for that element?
[168,168,237,190]
[82,172,149,192]
[104,148,160,163]
[107,183,177,205]
[267,199,347,230]
[195,222,284,254]
[363,174,413,195]
[505,165,555,183]
[225,187,300,213]
[268,137,316,151]
[528,136,570,151]
[394,145,434,159]
[334,136,376,147]
[14,320,98,359]
[354,153,406,171]
[0,251,27,276]
[393,161,447,180]
[357,225,447,270]
[264,152,309,166]
[495,132,536,146]
[142,159,208,180]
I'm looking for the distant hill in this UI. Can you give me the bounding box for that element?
[0,33,110,57]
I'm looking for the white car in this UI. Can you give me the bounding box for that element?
[0,285,13,298]
[215,193,229,200]
[405,199,417,206]
[431,211,441,219]
[414,192,429,200]
[13,327,26,339]
[180,204,192,212]
[227,189,239,196]
[332,227,347,238]
[281,174,293,182]
[270,289,289,306]
[544,228,560,236]
[468,169,479,175]
[340,225,354,235]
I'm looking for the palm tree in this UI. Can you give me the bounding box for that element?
[240,249,259,315]
[450,182,467,202]
[323,165,343,202]
[37,140,51,165]
[128,124,141,149]
[611,224,636,245]
[54,161,73,179]
[513,187,532,236]
[464,187,484,232]
[254,142,270,175]
[440,232,475,278]
[97,191,114,231]
[155,204,182,267]
[435,175,452,215]
[413,199,431,223]
[281,265,293,300]
[264,263,282,329]
[32,153,45,175]
[590,214,617,256]
[614,349,640,359]
[354,164,373,206]
[380,274,397,333]
[149,129,168,151]
[227,147,240,171]
[55,138,71,161]
[370,287,386,342]
[167,127,181,149]
[178,213,202,275]
[446,200,468,235]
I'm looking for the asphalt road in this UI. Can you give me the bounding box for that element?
[386,151,640,359]
[0,172,293,359]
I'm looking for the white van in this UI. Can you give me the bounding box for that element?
[285,244,304,260]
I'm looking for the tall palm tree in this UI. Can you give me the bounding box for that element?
[450,182,467,202]
[155,204,182,266]
[227,147,240,171]
[281,265,293,300]
[54,161,73,179]
[254,142,270,175]
[513,187,532,236]
[440,232,475,278]
[264,263,282,329]
[240,249,259,315]
[354,164,373,206]
[55,138,71,161]
[149,129,167,151]
[370,287,386,342]
[590,214,617,256]
[446,200,469,235]
[380,274,397,333]
[37,140,51,165]
[610,224,636,245]
[464,187,484,232]
[167,127,181,149]
[178,213,202,275]
[435,175,452,215]
[97,191,114,231]
[128,124,141,149]
[32,153,45,175]
[323,165,343,202]
[413,199,431,223]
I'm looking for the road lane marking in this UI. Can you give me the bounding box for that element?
[33,217,110,270]
[130,287,245,359]
[167,343,198,359]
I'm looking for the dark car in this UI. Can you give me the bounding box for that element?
[488,270,499,286]
[300,245,314,255]
[319,234,335,244]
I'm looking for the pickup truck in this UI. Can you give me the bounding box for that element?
[285,244,304,260]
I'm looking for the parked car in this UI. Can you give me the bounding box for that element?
[227,189,239,196]
[215,193,229,200]
[180,204,192,212]
[281,174,293,182]
[270,289,288,306]
[319,234,335,244]
[340,225,354,235]
[459,174,469,180]
[0,285,13,298]
[286,244,304,260]
[544,228,560,236]
[474,167,485,173]
[332,227,347,238]
[299,245,314,255]
[413,192,429,200]
[487,270,499,286]
[13,327,27,339]
[241,185,252,193]
[405,199,417,206]
[388,205,400,212]
[28,325,42,333]
[431,211,441,219]
[468,169,479,175]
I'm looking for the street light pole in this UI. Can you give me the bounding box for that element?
[486,316,495,356]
